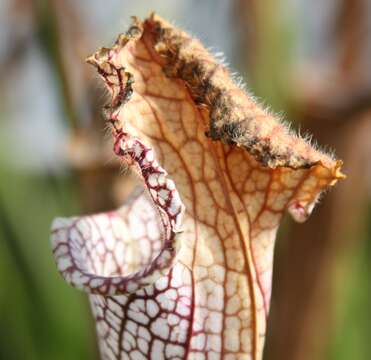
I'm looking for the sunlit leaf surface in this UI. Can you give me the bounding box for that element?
[51,14,344,360]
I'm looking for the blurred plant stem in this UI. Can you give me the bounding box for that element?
[31,0,79,129]
[234,0,295,110]
[0,194,50,358]
[0,167,98,360]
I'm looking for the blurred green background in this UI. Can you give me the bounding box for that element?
[0,1,370,359]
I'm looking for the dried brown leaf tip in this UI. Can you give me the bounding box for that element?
[52,14,344,360]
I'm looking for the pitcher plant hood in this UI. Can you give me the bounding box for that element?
[51,14,344,360]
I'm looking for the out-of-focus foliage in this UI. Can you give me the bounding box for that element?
[0,168,96,360]
[0,1,370,359]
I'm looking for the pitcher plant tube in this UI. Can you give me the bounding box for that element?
[51,14,344,360]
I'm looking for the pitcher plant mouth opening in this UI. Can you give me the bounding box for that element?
[51,13,344,360]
